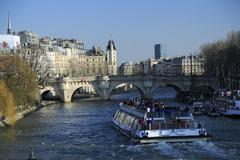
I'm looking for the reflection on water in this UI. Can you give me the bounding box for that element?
[0,89,240,160]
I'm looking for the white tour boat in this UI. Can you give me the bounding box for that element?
[192,102,206,116]
[216,98,240,118]
[111,99,211,144]
[214,90,240,118]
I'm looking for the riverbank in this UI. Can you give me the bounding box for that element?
[0,101,59,128]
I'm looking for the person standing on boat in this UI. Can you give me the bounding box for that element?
[139,100,144,109]
[139,119,145,128]
[155,102,161,117]
[160,101,165,109]
[152,105,156,112]
[147,107,151,117]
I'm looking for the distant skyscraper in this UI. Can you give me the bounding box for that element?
[154,44,161,59]
[7,13,12,34]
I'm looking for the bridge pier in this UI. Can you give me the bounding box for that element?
[95,76,111,101]
[99,90,110,100]
[142,78,154,100]
[60,89,72,102]
[142,94,152,100]
[142,87,153,100]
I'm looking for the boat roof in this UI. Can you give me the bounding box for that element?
[193,102,203,105]
[175,116,193,120]
[120,104,145,118]
[119,103,192,119]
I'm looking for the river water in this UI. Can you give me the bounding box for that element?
[0,88,240,160]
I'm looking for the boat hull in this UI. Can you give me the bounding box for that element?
[111,121,211,144]
[219,109,240,118]
[136,135,211,144]
[207,112,220,117]
[220,113,240,118]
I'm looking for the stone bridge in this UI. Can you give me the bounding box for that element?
[40,75,219,102]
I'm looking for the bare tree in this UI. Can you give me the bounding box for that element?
[17,45,53,86]
[226,31,240,47]
[199,30,240,89]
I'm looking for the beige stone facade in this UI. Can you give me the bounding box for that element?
[47,46,108,77]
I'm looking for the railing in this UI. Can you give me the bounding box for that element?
[55,75,217,81]
[120,104,146,118]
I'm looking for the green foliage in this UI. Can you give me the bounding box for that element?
[0,80,16,125]
[0,54,38,107]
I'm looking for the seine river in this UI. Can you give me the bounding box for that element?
[0,88,240,160]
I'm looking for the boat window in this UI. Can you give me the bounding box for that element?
[123,114,132,125]
[118,112,125,123]
[128,117,135,128]
[132,119,139,130]
[114,110,120,119]
[115,111,122,121]
[174,119,195,129]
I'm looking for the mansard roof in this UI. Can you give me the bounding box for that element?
[86,46,105,56]
[106,39,116,50]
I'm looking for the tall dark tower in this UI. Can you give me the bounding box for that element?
[7,12,12,34]
[154,44,161,59]
[106,40,117,75]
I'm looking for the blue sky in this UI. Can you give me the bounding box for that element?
[0,0,240,63]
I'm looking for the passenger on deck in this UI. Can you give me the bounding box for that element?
[160,101,165,109]
[155,103,162,117]
[147,107,151,113]
[198,123,202,128]
[128,100,134,106]
[184,106,189,112]
[138,100,145,109]
[176,106,181,116]
[139,119,144,126]
[139,119,146,130]
[152,105,156,112]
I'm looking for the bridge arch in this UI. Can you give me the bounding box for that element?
[165,84,183,93]
[108,82,145,99]
[41,90,51,100]
[40,86,56,100]
[192,84,215,98]
[69,85,98,102]
[151,83,183,99]
[194,84,214,91]
[152,83,183,94]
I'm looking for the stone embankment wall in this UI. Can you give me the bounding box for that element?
[0,101,59,128]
